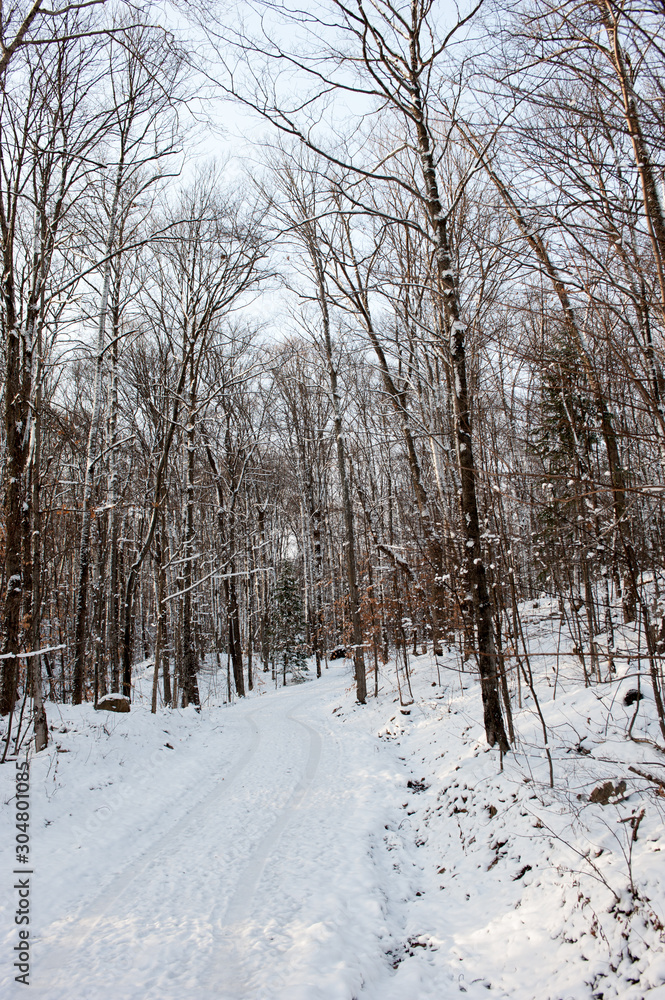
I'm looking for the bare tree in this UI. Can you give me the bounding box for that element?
[211,0,509,745]
[269,162,367,702]
[72,18,184,703]
[0,17,113,722]
[118,166,268,704]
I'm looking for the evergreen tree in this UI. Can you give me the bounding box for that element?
[530,333,599,587]
[270,562,308,684]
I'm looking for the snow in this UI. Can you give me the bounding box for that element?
[2,602,665,998]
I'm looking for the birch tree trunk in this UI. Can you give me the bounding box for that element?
[181,357,201,708]
[29,323,48,749]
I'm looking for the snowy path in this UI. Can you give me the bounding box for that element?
[24,670,415,1000]
[6,614,665,999]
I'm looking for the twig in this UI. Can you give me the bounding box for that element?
[629,765,665,790]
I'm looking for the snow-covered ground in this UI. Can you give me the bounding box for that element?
[2,599,665,998]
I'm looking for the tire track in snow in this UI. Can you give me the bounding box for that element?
[33,712,261,980]
[209,687,414,1000]
[223,709,322,924]
[29,675,379,1000]
[203,696,324,997]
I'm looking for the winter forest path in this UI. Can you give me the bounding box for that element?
[26,668,417,1000]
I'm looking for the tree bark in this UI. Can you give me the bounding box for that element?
[181,390,200,708]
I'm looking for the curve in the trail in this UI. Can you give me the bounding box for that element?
[24,676,404,1000]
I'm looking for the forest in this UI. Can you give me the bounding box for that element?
[4,2,665,997]
[1,0,664,762]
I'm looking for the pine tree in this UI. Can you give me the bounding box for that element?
[530,334,600,594]
[531,337,597,527]
[270,562,308,684]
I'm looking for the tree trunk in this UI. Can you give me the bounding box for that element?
[410,67,509,750]
[29,341,47,750]
[1,255,28,714]
[181,371,200,709]
[152,496,170,712]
